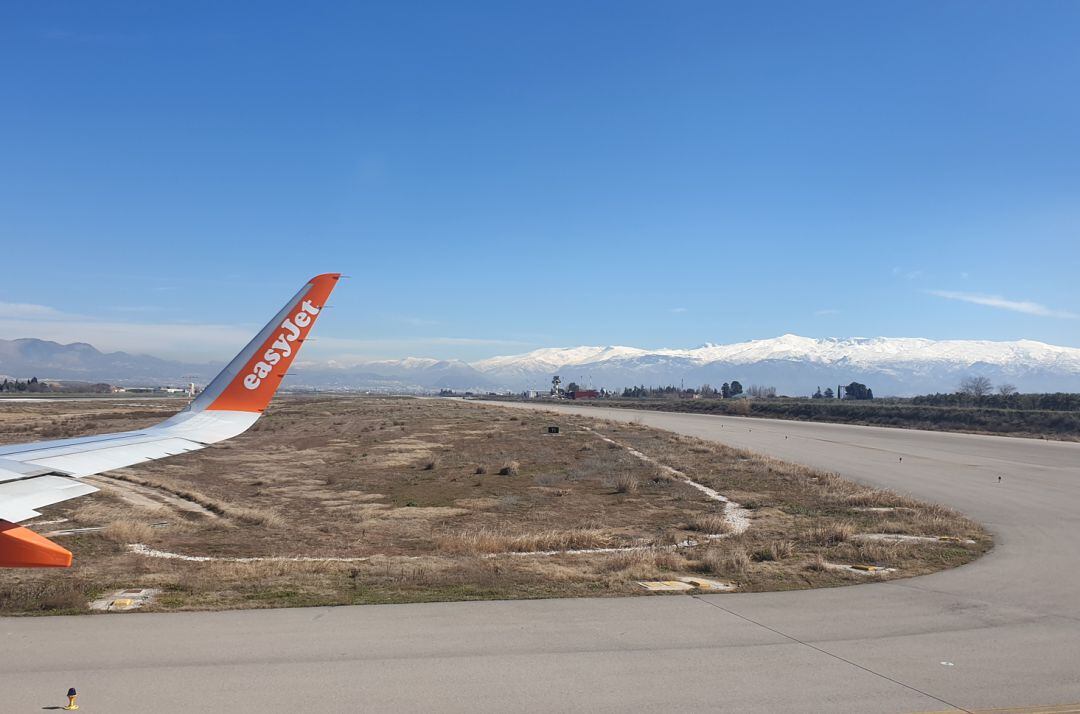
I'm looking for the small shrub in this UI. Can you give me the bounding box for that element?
[700,546,750,576]
[230,507,286,528]
[498,460,520,476]
[0,580,90,613]
[497,495,521,510]
[753,540,795,562]
[422,458,438,471]
[687,513,730,534]
[435,527,610,554]
[614,474,639,494]
[474,465,487,475]
[651,468,676,483]
[534,473,563,487]
[808,522,855,545]
[102,520,155,543]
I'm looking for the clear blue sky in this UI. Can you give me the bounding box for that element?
[2,2,1078,362]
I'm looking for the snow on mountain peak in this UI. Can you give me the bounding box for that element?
[467,335,1080,373]
[316,335,1080,395]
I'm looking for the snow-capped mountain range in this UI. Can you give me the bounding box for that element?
[4,335,1080,396]
[309,334,1080,395]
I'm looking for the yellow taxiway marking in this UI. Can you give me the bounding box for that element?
[637,580,695,591]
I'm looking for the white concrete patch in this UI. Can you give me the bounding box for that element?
[823,562,897,575]
[855,533,976,545]
[90,588,160,612]
[677,576,735,591]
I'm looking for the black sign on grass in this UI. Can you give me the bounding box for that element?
[547,426,560,435]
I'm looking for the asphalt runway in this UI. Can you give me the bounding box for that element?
[5,402,1080,713]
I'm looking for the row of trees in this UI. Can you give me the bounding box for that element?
[0,378,111,394]
[620,381,749,398]
[812,382,874,400]
[620,384,703,398]
[913,380,1080,411]
[0,377,47,393]
[958,375,1017,397]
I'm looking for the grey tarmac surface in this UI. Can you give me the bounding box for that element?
[4,402,1080,713]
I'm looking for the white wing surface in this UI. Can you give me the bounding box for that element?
[0,273,341,567]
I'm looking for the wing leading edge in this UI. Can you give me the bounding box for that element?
[0,273,341,567]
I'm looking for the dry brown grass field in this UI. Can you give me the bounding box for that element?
[0,396,991,614]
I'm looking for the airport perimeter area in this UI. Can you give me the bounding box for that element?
[4,399,1080,712]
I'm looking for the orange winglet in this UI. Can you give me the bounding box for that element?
[0,520,73,568]
[207,273,341,413]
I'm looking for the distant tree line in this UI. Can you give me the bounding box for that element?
[812,382,873,400]
[904,375,1079,411]
[593,390,1080,437]
[912,390,1080,412]
[620,380,747,398]
[0,378,111,394]
[1,377,47,393]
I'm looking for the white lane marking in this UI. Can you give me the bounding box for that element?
[128,543,370,563]
[26,518,69,526]
[128,540,719,562]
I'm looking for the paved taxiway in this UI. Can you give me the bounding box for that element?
[4,403,1080,712]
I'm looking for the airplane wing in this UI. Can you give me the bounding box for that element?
[0,272,342,567]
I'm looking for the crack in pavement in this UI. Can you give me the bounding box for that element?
[690,594,972,713]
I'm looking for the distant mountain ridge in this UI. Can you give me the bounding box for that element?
[0,338,218,385]
[314,334,1080,395]
[3,335,1080,396]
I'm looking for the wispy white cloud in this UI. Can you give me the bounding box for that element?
[316,336,532,351]
[394,315,440,327]
[0,316,252,360]
[892,267,926,281]
[814,308,840,316]
[0,300,252,360]
[926,290,1077,319]
[0,300,533,363]
[0,301,68,319]
[298,336,536,365]
[669,307,688,314]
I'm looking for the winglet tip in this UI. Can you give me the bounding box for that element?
[201,273,342,413]
[0,521,73,568]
